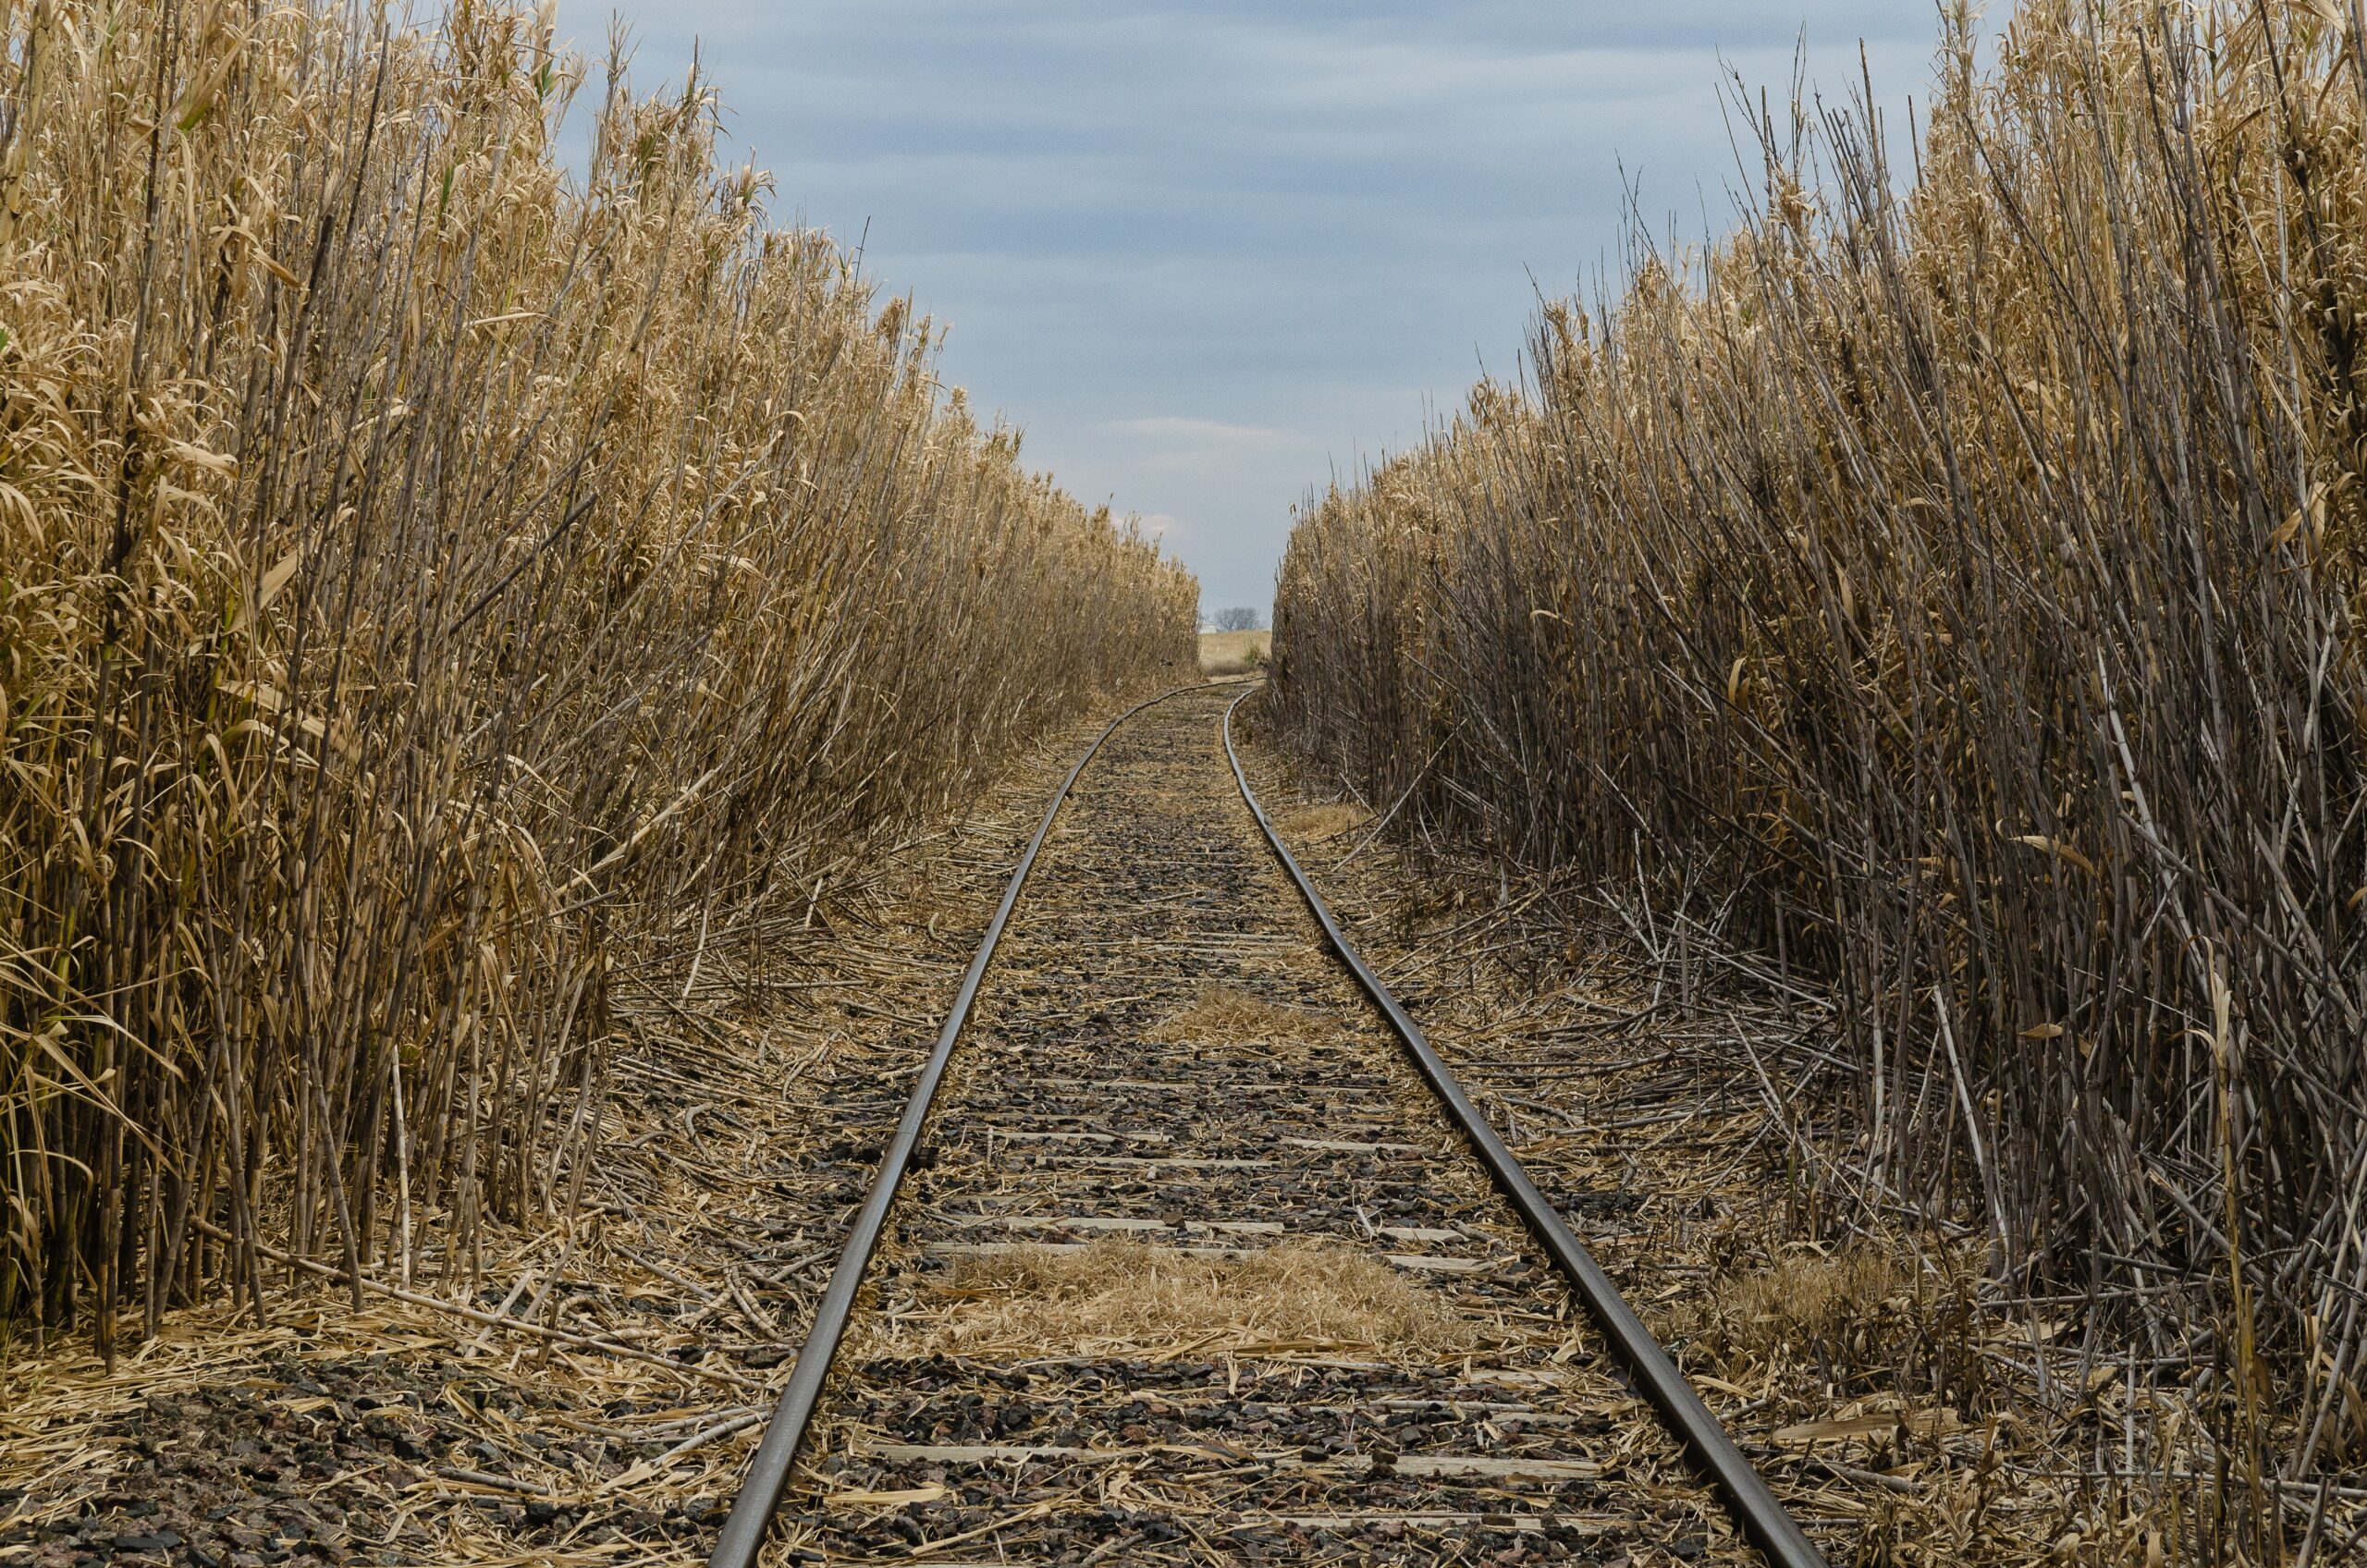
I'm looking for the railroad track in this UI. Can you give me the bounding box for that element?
[709,684,1824,1567]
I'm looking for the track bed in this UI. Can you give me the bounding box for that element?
[752,688,1779,1565]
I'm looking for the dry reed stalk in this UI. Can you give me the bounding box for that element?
[1269,2,2367,1557]
[0,0,1195,1361]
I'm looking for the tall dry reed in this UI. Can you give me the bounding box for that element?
[0,0,1196,1357]
[1272,2,2365,1550]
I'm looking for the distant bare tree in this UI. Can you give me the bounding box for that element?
[1208,605,1266,632]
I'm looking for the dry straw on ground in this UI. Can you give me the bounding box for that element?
[1281,802,1373,841]
[0,0,1194,1358]
[1269,1,2367,1558]
[1146,984,1337,1047]
[907,1238,1478,1360]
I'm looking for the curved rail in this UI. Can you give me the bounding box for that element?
[705,681,1226,1568]
[1220,684,1828,1568]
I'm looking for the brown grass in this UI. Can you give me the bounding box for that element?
[1198,630,1271,674]
[0,1,1195,1355]
[1282,802,1373,841]
[1662,1246,1988,1417]
[909,1238,1475,1358]
[1146,984,1337,1047]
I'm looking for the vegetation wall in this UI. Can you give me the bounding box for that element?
[0,0,1196,1352]
[1271,0,2367,1505]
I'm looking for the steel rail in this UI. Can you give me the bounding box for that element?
[705,681,1227,1568]
[1220,685,1830,1568]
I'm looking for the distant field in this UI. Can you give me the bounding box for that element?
[1199,630,1271,674]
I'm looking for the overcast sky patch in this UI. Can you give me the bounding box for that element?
[552,2,1965,610]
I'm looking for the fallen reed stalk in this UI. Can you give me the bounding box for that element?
[1270,2,2365,1556]
[0,0,1195,1358]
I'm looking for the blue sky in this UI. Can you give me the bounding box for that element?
[551,3,1956,613]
